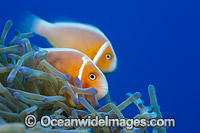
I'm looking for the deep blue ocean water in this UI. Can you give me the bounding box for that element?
[1,0,200,132]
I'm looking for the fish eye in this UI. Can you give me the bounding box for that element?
[105,53,112,60]
[89,73,96,80]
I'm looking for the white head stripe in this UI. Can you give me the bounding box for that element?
[93,42,109,64]
[78,56,89,80]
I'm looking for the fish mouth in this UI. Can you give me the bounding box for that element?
[105,65,117,73]
[96,87,108,100]
[103,65,117,73]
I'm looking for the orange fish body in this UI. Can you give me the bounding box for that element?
[30,16,117,73]
[41,48,108,103]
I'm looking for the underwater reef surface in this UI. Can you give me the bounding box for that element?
[0,20,166,133]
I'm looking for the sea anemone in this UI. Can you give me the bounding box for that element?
[0,20,166,133]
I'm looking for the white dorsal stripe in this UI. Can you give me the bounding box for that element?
[78,56,89,80]
[93,42,109,64]
[55,22,107,38]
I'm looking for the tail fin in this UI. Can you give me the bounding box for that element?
[22,12,52,37]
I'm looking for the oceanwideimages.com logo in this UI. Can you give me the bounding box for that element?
[25,115,176,129]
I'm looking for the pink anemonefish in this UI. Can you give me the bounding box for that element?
[28,15,117,73]
[34,48,108,107]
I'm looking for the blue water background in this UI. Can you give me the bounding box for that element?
[1,0,200,132]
